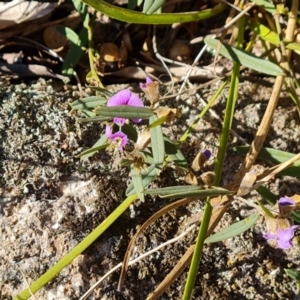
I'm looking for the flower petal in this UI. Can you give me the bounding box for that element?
[263,233,277,240]
[278,197,295,207]
[128,92,144,107]
[107,89,131,106]
[277,227,295,249]
[113,117,126,126]
[140,76,153,89]
[202,149,211,160]
[105,125,113,138]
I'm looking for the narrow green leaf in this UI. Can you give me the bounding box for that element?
[78,134,108,159]
[70,96,107,110]
[126,164,161,196]
[62,27,87,77]
[284,269,300,282]
[88,86,113,98]
[164,136,188,169]
[56,26,80,45]
[256,198,274,218]
[81,0,226,24]
[145,186,231,199]
[121,123,138,142]
[234,146,300,165]
[78,116,111,123]
[249,0,277,14]
[95,106,154,119]
[130,166,145,201]
[80,109,96,118]
[248,20,280,46]
[143,0,165,14]
[204,38,284,76]
[149,115,165,166]
[205,214,259,243]
[234,146,300,177]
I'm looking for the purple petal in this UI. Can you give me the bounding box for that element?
[113,117,126,126]
[105,125,128,150]
[278,197,295,207]
[202,149,211,160]
[107,89,131,106]
[263,233,277,240]
[277,238,292,249]
[277,227,295,249]
[140,76,153,89]
[105,125,113,138]
[127,92,144,107]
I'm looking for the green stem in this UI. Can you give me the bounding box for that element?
[14,194,137,300]
[81,0,226,24]
[182,200,212,300]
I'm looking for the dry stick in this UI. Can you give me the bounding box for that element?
[147,2,299,299]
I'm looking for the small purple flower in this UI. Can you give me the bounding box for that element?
[278,197,295,207]
[105,125,128,151]
[107,89,144,126]
[202,149,211,160]
[139,76,153,90]
[263,225,300,250]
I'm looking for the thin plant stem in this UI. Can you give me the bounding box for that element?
[182,201,212,300]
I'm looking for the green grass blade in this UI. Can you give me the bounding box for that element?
[182,201,212,300]
[145,186,231,198]
[204,38,284,76]
[13,194,137,300]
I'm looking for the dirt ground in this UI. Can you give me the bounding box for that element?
[1,76,300,300]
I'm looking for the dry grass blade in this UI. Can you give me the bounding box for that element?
[117,196,203,291]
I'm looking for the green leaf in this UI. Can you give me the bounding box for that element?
[130,166,145,201]
[205,214,259,243]
[234,146,300,177]
[284,269,300,282]
[256,198,274,218]
[143,0,165,15]
[204,38,284,76]
[78,116,111,123]
[62,27,87,77]
[121,123,138,142]
[248,20,280,46]
[78,134,108,159]
[149,115,165,166]
[88,87,113,98]
[95,106,154,119]
[249,0,277,14]
[126,164,161,196]
[81,0,226,24]
[164,136,187,169]
[145,186,231,199]
[56,26,80,45]
[70,96,107,110]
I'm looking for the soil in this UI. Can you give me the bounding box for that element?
[1,76,300,300]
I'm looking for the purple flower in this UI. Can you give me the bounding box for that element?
[139,76,153,89]
[263,225,300,250]
[107,89,144,126]
[278,197,295,207]
[202,149,211,160]
[105,125,128,151]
